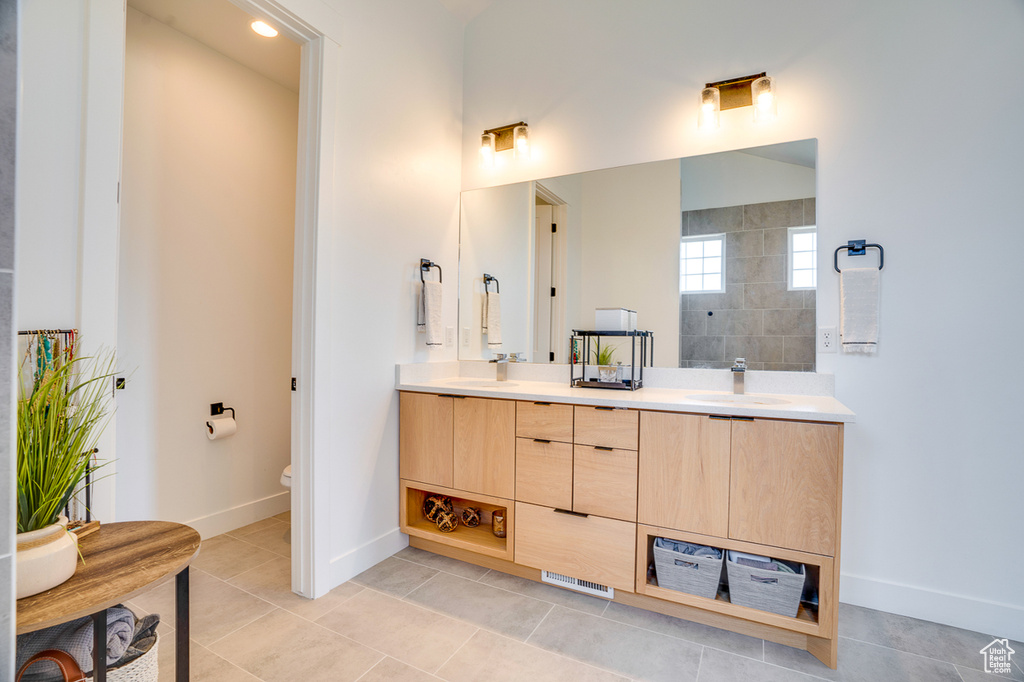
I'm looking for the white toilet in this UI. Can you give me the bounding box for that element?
[280,465,292,488]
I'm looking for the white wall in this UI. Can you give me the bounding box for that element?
[462,0,1024,639]
[116,8,296,534]
[680,150,815,212]
[459,182,531,360]
[14,0,464,603]
[580,159,680,367]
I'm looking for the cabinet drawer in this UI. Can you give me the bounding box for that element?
[574,406,639,450]
[573,445,637,522]
[516,401,573,442]
[514,502,636,592]
[515,438,573,509]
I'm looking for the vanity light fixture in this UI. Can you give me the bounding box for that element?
[699,72,777,127]
[480,122,529,167]
[250,20,279,37]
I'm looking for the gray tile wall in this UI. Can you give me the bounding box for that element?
[680,198,816,371]
[1,0,16,675]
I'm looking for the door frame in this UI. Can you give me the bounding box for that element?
[79,0,340,599]
[534,182,568,362]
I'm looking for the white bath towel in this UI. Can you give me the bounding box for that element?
[482,291,502,348]
[840,267,879,353]
[418,280,443,347]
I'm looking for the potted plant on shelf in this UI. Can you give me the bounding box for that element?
[592,340,619,383]
[16,353,115,599]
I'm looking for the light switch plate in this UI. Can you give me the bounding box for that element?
[818,326,837,353]
[461,327,470,347]
[445,326,454,347]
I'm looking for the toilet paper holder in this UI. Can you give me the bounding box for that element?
[210,402,236,420]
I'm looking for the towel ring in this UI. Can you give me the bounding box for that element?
[834,240,884,273]
[483,273,500,294]
[420,258,442,283]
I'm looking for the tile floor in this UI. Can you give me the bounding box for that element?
[127,515,1024,681]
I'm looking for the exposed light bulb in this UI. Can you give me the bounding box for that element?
[513,125,530,160]
[751,76,777,123]
[251,20,279,38]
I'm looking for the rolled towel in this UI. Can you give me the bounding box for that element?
[482,291,502,348]
[16,605,136,680]
[418,280,443,347]
[840,267,879,353]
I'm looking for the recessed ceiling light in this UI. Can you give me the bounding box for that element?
[250,20,278,38]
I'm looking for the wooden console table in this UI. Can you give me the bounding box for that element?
[17,521,201,682]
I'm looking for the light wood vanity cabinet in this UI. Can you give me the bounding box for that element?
[399,390,846,670]
[638,412,732,537]
[399,392,514,499]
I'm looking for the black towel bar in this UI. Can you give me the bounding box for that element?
[483,273,500,293]
[834,240,884,272]
[420,258,442,283]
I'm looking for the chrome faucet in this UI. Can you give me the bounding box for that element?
[490,353,509,381]
[731,358,747,395]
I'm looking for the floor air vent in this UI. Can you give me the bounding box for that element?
[541,570,614,599]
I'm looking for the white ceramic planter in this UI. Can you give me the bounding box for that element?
[598,365,618,382]
[16,515,79,599]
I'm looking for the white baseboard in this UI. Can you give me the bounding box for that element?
[185,491,291,540]
[841,572,1024,641]
[329,527,408,587]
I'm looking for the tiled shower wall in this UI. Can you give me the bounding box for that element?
[679,198,816,371]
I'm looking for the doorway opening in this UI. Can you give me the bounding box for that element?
[534,183,568,363]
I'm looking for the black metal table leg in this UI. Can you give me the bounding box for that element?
[176,568,189,681]
[93,609,107,682]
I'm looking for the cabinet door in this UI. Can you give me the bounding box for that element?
[516,438,573,509]
[638,412,730,537]
[399,392,453,488]
[454,397,516,499]
[729,419,840,555]
[515,502,636,592]
[573,445,638,522]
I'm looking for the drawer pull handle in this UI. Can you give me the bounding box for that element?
[594,446,614,451]
[533,439,551,444]
[553,508,589,518]
[438,394,467,399]
[533,401,552,406]
[709,415,731,421]
[732,416,754,421]
[594,406,615,411]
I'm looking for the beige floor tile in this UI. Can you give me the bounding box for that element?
[395,546,490,580]
[131,568,275,646]
[192,534,279,580]
[352,556,438,597]
[358,657,438,682]
[228,556,363,621]
[236,522,292,557]
[274,510,291,523]
[209,608,382,681]
[527,605,703,682]
[316,588,477,674]
[437,629,629,682]
[157,638,260,682]
[603,600,764,658]
[226,517,288,539]
[405,572,553,641]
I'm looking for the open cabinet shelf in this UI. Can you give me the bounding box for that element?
[400,480,514,561]
[636,524,832,637]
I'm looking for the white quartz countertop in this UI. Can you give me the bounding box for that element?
[396,376,855,423]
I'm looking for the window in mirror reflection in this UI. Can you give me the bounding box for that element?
[789,226,818,290]
[680,234,726,293]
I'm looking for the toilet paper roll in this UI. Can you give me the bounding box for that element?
[206,416,237,440]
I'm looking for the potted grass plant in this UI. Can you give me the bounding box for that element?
[16,353,115,599]
[592,340,619,382]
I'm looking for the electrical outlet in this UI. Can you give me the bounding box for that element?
[445,326,455,348]
[461,327,470,347]
[818,326,837,353]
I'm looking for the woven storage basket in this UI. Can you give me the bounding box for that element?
[726,553,805,618]
[652,538,723,600]
[105,636,159,682]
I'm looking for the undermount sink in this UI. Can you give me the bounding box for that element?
[686,393,789,406]
[447,379,519,388]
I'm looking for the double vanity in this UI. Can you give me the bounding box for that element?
[396,365,854,669]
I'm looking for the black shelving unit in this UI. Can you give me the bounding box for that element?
[569,330,653,391]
